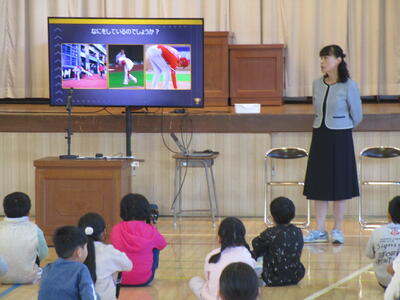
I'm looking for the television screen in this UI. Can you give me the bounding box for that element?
[48,18,204,107]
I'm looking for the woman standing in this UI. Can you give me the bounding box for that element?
[303,45,363,244]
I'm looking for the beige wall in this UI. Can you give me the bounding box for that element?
[1,131,399,219]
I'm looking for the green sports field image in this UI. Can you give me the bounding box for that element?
[108,70,144,88]
[146,73,191,82]
[145,72,191,89]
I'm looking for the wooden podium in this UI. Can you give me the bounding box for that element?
[34,157,141,242]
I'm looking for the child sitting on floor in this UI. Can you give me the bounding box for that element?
[38,226,98,299]
[366,195,400,288]
[110,193,167,286]
[0,192,48,284]
[189,217,256,300]
[219,262,259,300]
[78,212,132,300]
[252,196,305,286]
[384,253,400,300]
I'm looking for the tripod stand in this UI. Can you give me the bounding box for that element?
[59,88,78,159]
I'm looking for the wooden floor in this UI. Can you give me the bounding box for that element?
[0,217,385,300]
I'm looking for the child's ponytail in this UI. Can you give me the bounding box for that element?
[78,212,106,283]
[84,228,97,283]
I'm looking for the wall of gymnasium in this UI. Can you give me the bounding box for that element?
[1,131,399,218]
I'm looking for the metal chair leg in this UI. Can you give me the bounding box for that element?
[264,158,273,225]
[173,161,183,225]
[306,198,311,228]
[204,163,215,224]
[209,165,219,219]
[173,162,179,225]
[358,158,364,228]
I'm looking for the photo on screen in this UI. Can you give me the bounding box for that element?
[144,44,191,90]
[61,43,107,89]
[108,45,144,89]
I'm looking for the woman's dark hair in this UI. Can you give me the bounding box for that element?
[120,193,151,223]
[388,196,400,223]
[219,262,259,300]
[270,196,295,225]
[78,212,106,283]
[319,44,350,83]
[209,217,250,264]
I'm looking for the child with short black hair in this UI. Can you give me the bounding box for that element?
[189,217,256,300]
[366,195,400,288]
[38,226,98,300]
[110,193,167,286]
[252,196,305,286]
[0,192,48,284]
[219,262,259,300]
[78,212,132,300]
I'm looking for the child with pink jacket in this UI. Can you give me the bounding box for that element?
[111,194,167,286]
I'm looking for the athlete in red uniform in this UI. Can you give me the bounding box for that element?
[146,45,189,89]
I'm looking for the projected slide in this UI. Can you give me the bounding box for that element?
[48,18,204,107]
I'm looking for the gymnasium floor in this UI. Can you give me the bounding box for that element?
[0,217,385,299]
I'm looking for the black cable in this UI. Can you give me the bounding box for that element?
[0,108,107,114]
[160,108,180,154]
[103,107,118,116]
[180,112,194,153]
[169,158,189,214]
[151,107,161,114]
[159,108,193,213]
[187,110,231,114]
[172,112,195,212]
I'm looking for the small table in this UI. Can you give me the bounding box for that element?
[172,153,219,224]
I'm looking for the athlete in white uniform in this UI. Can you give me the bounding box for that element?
[115,50,137,85]
[73,66,92,80]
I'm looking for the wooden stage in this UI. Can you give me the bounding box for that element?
[0,216,384,300]
[0,103,399,133]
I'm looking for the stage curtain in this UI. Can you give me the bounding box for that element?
[348,0,400,96]
[262,0,348,97]
[0,0,399,99]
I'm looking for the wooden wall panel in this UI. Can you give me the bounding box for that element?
[0,132,399,219]
[229,44,284,105]
[204,32,231,106]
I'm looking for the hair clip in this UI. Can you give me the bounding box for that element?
[85,226,94,236]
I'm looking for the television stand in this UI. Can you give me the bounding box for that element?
[125,106,133,156]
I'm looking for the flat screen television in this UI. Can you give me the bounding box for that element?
[48,17,204,107]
